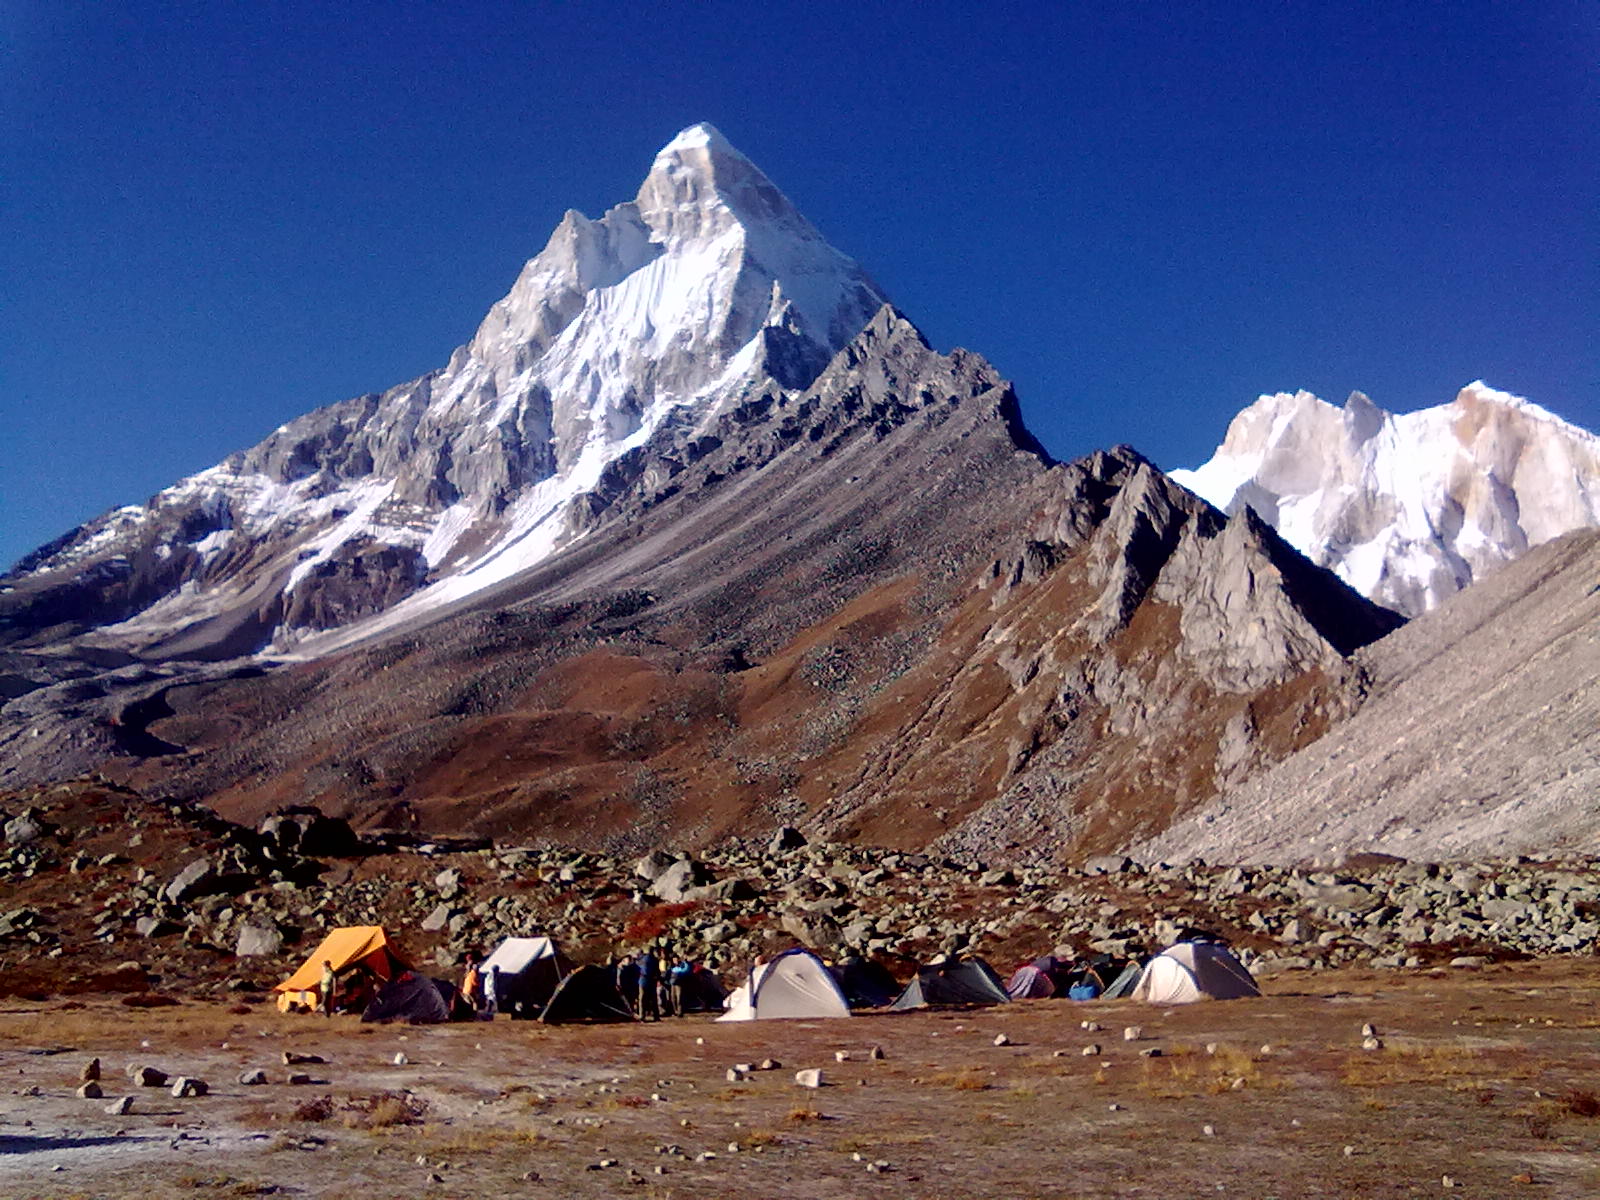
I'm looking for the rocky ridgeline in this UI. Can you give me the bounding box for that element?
[3,787,1599,991]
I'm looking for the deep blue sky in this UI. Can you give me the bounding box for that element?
[4,2,1596,570]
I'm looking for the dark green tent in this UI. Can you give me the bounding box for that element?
[539,964,636,1024]
[833,956,900,1009]
[889,957,1011,1010]
[361,971,455,1024]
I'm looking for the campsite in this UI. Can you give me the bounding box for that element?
[6,959,1600,1198]
[6,787,1600,1195]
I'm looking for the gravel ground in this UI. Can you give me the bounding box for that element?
[5,959,1600,1199]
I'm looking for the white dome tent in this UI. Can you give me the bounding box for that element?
[1131,941,1260,1004]
[718,948,852,1021]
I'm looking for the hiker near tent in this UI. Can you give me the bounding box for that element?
[617,954,642,1015]
[666,956,689,1016]
[461,953,483,1013]
[637,948,661,1021]
[320,960,336,1018]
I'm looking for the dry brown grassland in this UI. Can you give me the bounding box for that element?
[5,961,1600,1198]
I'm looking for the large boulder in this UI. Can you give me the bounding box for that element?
[781,910,845,951]
[1085,854,1133,876]
[163,858,217,905]
[633,849,679,884]
[235,919,284,957]
[768,827,808,854]
[654,858,713,903]
[3,811,48,845]
[260,808,360,858]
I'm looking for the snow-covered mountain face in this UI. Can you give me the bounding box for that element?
[2,123,887,660]
[1172,383,1600,617]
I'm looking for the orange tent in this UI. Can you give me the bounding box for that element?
[274,926,405,1013]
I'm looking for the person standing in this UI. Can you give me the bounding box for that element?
[320,960,336,1018]
[617,953,641,1017]
[484,965,503,1018]
[461,953,483,1014]
[637,947,660,1021]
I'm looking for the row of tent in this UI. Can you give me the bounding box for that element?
[273,927,1258,1025]
[275,929,635,1024]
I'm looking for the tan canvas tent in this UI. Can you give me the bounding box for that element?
[480,936,572,1018]
[718,948,851,1021]
[275,926,405,1013]
[1130,941,1259,1004]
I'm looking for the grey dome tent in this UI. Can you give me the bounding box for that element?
[889,957,1011,1010]
[540,964,636,1024]
[361,970,455,1024]
[1129,941,1259,1004]
[718,948,852,1021]
[481,936,573,1019]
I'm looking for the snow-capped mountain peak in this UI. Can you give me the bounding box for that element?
[1173,382,1600,616]
[3,125,891,660]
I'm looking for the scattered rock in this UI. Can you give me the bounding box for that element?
[104,1096,133,1115]
[1123,1026,1143,1041]
[76,1081,103,1099]
[993,1033,1010,1047]
[794,1068,824,1089]
[283,1051,325,1065]
[130,1066,169,1087]
[170,1077,207,1098]
[239,1069,269,1085]
[80,1058,100,1082]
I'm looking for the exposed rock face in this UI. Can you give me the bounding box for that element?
[0,123,887,663]
[1140,529,1600,863]
[801,447,1402,860]
[1173,383,1600,616]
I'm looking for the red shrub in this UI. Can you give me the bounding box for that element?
[623,902,698,942]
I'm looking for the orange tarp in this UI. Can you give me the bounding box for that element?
[275,926,402,1010]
